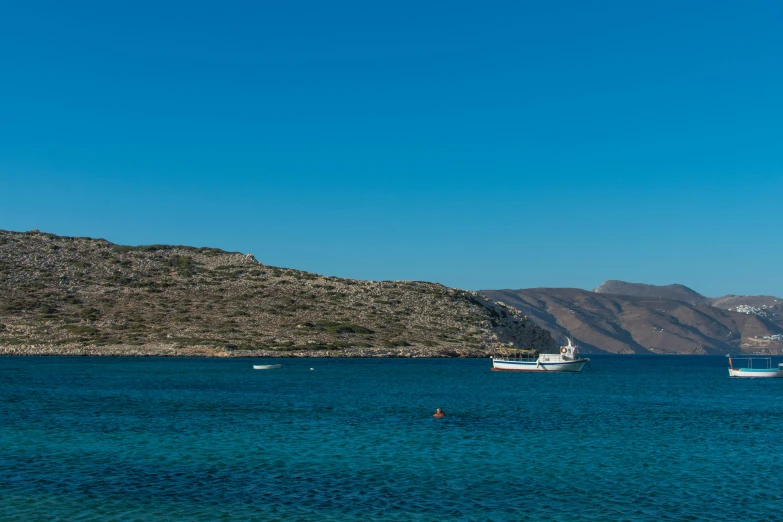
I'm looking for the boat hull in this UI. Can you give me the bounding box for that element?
[728,368,783,378]
[253,364,281,370]
[492,358,588,372]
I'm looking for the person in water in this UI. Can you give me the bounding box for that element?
[433,408,446,418]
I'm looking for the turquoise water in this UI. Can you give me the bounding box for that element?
[2,356,783,521]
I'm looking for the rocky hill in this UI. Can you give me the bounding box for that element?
[481,285,783,355]
[706,295,783,323]
[0,230,556,357]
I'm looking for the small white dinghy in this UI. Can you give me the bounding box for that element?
[253,364,281,370]
[728,356,783,378]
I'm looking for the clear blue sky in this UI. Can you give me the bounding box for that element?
[1,1,781,297]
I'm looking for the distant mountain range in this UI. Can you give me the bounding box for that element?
[481,281,783,355]
[593,280,708,304]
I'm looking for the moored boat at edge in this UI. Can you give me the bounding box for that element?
[727,356,783,378]
[491,338,589,372]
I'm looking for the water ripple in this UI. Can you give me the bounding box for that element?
[2,356,783,520]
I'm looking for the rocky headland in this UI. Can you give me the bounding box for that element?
[0,230,556,357]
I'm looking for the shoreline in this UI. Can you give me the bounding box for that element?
[1,345,759,357]
[0,343,492,358]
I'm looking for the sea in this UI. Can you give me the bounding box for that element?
[2,355,782,521]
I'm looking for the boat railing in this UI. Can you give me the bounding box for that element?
[494,353,571,363]
[538,353,567,362]
[729,357,773,369]
[493,354,538,362]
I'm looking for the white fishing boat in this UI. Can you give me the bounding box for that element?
[491,338,589,372]
[253,364,281,370]
[727,356,783,378]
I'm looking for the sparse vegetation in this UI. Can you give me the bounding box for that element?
[0,229,556,357]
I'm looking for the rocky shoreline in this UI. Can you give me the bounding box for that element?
[0,343,491,358]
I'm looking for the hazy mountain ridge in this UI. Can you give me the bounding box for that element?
[593,280,708,305]
[0,230,557,357]
[481,284,783,355]
[592,280,783,323]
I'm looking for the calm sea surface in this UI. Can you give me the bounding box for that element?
[2,356,783,521]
